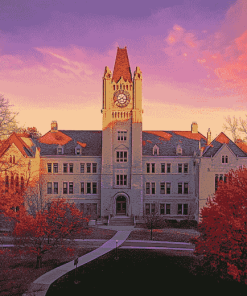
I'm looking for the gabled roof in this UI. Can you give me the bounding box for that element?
[112,47,132,83]
[0,132,34,158]
[203,132,247,157]
[37,130,102,156]
[142,131,207,156]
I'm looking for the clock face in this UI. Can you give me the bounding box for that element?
[113,90,130,107]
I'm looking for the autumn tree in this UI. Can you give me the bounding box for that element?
[17,127,42,139]
[192,168,247,284]
[0,95,20,140]
[223,115,247,143]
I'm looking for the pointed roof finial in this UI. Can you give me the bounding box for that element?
[112,47,132,83]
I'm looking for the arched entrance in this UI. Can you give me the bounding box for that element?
[116,195,126,215]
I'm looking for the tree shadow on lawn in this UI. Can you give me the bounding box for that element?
[47,249,247,296]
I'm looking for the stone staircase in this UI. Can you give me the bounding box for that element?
[109,216,134,226]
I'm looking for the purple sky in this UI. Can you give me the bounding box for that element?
[0,0,246,140]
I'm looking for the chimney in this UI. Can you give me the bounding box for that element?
[207,128,211,145]
[191,122,198,133]
[51,121,58,132]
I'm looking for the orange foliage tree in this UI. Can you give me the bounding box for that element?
[192,168,247,284]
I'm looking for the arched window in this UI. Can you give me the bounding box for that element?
[9,156,12,163]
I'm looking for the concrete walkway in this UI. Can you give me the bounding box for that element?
[23,231,131,296]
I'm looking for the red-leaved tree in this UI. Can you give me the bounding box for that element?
[192,167,247,284]
[13,198,90,268]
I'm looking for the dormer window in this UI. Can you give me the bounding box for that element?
[57,146,63,155]
[153,145,159,156]
[75,148,81,155]
[176,145,182,155]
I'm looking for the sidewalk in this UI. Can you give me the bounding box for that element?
[23,230,131,296]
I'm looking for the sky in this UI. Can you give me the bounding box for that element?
[0,0,247,140]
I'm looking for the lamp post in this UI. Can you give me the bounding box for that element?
[115,240,118,260]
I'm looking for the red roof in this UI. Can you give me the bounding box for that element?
[235,139,247,153]
[77,141,87,148]
[144,131,173,141]
[214,132,230,144]
[39,131,72,145]
[112,47,132,83]
[0,132,32,158]
[173,131,206,141]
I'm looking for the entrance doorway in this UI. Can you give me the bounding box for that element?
[116,196,126,215]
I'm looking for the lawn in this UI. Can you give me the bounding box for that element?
[46,249,247,296]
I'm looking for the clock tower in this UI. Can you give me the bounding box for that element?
[101,47,143,218]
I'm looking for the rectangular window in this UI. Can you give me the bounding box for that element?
[151,182,155,194]
[47,182,52,194]
[184,163,188,173]
[222,155,225,163]
[161,163,165,173]
[116,175,127,186]
[225,156,228,163]
[87,163,91,173]
[166,183,171,194]
[146,182,150,194]
[145,203,150,215]
[147,163,150,173]
[151,163,155,173]
[63,163,68,173]
[160,182,165,194]
[178,204,182,215]
[69,163,73,173]
[184,183,188,194]
[178,164,182,173]
[92,182,97,194]
[92,163,97,173]
[47,163,52,173]
[81,182,84,194]
[183,204,188,215]
[215,174,218,192]
[54,182,58,194]
[118,131,127,141]
[151,203,155,213]
[69,182,73,194]
[76,148,80,155]
[116,151,127,162]
[87,182,91,194]
[178,204,188,215]
[167,163,171,173]
[53,163,58,173]
[166,204,171,215]
[80,163,85,173]
[178,183,182,194]
[160,204,170,215]
[57,148,63,155]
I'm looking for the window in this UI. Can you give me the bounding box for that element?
[80,163,85,173]
[160,182,165,194]
[178,183,182,194]
[116,151,127,162]
[54,182,58,194]
[151,182,155,194]
[147,163,150,173]
[151,163,155,173]
[178,204,188,215]
[87,163,91,173]
[81,182,84,194]
[118,131,127,141]
[225,156,228,163]
[47,163,52,173]
[10,174,14,189]
[75,148,81,155]
[167,163,171,173]
[92,163,97,173]
[63,182,68,194]
[47,182,52,194]
[92,182,97,194]
[178,164,182,173]
[87,182,91,194]
[63,163,68,173]
[184,183,188,194]
[69,182,73,194]
[145,203,150,215]
[116,175,127,186]
[215,174,226,192]
[57,147,63,155]
[161,163,165,173]
[146,163,155,173]
[53,163,58,173]
[222,155,228,164]
[15,175,19,192]
[160,204,170,215]
[151,203,155,213]
[69,163,73,173]
[5,175,9,192]
[166,183,171,194]
[146,182,150,194]
[13,156,15,164]
[184,163,188,173]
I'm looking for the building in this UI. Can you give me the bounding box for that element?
[1,47,247,226]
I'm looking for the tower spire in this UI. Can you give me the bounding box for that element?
[112,47,132,83]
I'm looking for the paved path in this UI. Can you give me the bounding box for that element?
[22,231,131,296]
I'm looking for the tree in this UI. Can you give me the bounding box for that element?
[223,115,240,142]
[144,210,165,240]
[0,95,20,140]
[192,168,247,284]
[17,127,42,139]
[13,198,90,268]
